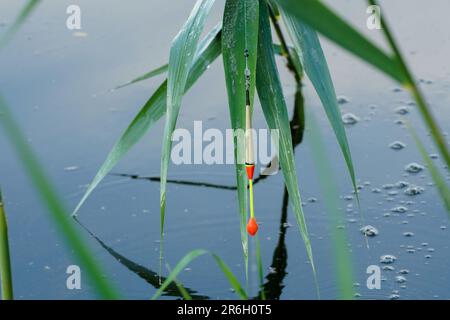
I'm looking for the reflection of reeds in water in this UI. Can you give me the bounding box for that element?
[74,190,291,300]
[74,217,209,300]
[74,183,293,300]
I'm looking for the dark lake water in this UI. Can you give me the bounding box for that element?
[0,0,449,299]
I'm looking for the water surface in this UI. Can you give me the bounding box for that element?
[0,0,449,299]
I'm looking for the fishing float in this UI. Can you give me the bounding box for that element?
[244,49,258,237]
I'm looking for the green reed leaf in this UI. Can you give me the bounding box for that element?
[0,0,41,49]
[408,125,450,214]
[305,108,354,299]
[367,0,450,173]
[73,25,221,216]
[160,0,215,273]
[0,190,13,300]
[281,12,360,205]
[256,1,318,297]
[273,0,406,83]
[115,64,168,89]
[222,0,259,281]
[0,96,119,299]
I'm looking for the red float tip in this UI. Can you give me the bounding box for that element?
[246,217,258,236]
[245,164,255,180]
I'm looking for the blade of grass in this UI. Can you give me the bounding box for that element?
[367,0,450,171]
[280,12,360,206]
[160,0,215,274]
[254,235,265,300]
[0,190,13,300]
[222,0,259,283]
[165,264,192,300]
[0,96,119,299]
[151,249,247,300]
[274,0,450,170]
[114,23,223,90]
[116,34,289,91]
[0,0,41,49]
[408,125,450,214]
[305,108,354,300]
[273,0,406,84]
[115,64,168,89]
[72,26,222,216]
[256,1,318,297]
